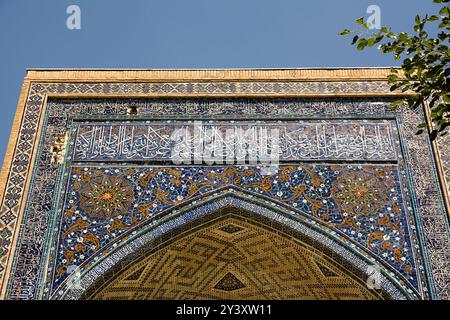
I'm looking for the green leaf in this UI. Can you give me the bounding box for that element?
[417,123,428,128]
[439,6,450,15]
[428,15,439,21]
[387,74,398,82]
[339,29,351,36]
[356,17,365,25]
[391,100,406,108]
[374,35,384,44]
[342,5,450,136]
[415,15,421,24]
[398,33,408,42]
[357,39,368,50]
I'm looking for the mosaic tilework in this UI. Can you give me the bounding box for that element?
[437,134,450,203]
[0,79,448,300]
[398,107,450,298]
[0,98,428,300]
[60,193,413,300]
[73,120,398,162]
[52,164,414,290]
[83,214,386,300]
[48,101,416,298]
[29,81,391,96]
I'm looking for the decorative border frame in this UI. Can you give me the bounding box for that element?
[0,68,448,300]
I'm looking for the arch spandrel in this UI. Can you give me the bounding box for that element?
[51,163,418,293]
[55,192,417,300]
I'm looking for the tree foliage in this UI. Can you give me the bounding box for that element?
[340,0,450,139]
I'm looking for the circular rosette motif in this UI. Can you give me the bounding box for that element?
[331,170,387,216]
[79,174,135,219]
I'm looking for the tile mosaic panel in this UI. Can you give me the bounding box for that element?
[51,164,414,292]
[73,120,398,162]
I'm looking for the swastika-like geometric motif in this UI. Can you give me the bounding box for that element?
[84,214,386,300]
[214,273,246,292]
[218,224,244,234]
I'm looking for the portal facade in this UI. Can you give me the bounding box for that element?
[0,69,448,300]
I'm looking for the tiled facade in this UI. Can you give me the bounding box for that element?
[0,69,448,300]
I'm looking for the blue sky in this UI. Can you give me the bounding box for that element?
[0,0,440,164]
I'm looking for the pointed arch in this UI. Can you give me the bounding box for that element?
[52,188,419,300]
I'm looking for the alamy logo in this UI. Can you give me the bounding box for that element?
[366,264,381,290]
[66,265,83,290]
[366,5,381,30]
[170,121,280,175]
[66,5,81,30]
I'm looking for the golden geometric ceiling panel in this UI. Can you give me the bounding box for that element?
[84,215,385,300]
